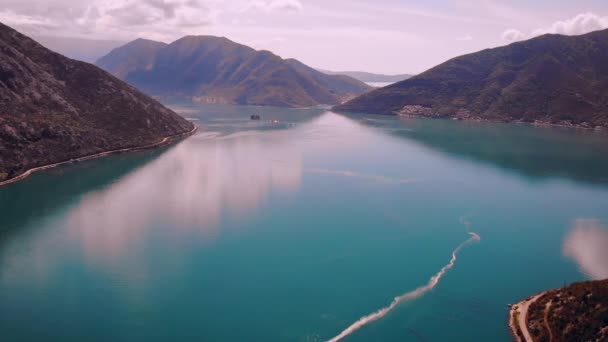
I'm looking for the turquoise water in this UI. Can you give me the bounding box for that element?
[1,102,608,341]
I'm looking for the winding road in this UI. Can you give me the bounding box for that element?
[510,292,546,342]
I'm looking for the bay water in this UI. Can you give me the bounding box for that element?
[1,102,608,341]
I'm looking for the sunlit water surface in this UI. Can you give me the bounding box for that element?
[1,102,608,341]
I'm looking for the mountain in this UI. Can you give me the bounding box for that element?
[32,35,126,63]
[0,22,195,184]
[318,70,412,83]
[335,29,608,128]
[283,59,375,95]
[96,36,371,108]
[96,38,167,79]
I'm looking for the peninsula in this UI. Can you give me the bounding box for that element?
[509,279,608,342]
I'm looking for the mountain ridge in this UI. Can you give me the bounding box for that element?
[97,38,167,79]
[334,29,608,128]
[96,36,371,108]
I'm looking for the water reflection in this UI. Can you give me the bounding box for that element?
[348,114,608,186]
[65,129,302,263]
[0,149,167,246]
[563,219,608,280]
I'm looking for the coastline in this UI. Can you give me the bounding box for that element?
[0,124,198,188]
[509,292,547,342]
[394,113,607,132]
[333,107,607,133]
[508,280,608,342]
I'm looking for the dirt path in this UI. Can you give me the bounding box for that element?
[544,301,554,342]
[0,125,197,187]
[510,292,546,342]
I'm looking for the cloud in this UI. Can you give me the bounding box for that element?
[532,12,608,36]
[266,0,303,12]
[0,0,219,40]
[501,28,525,41]
[393,6,504,26]
[64,130,302,266]
[241,0,303,13]
[501,12,608,42]
[0,10,59,28]
[456,34,473,41]
[563,218,608,280]
[94,0,219,30]
[250,36,286,50]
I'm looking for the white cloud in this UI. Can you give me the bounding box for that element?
[501,28,526,41]
[241,0,303,13]
[393,6,505,26]
[0,10,58,28]
[456,34,473,41]
[501,12,608,42]
[250,36,286,50]
[563,219,608,280]
[0,0,220,40]
[532,12,608,36]
[267,0,303,12]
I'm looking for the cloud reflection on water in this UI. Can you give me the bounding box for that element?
[563,218,608,280]
[65,130,303,263]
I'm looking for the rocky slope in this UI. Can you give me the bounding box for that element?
[335,29,608,128]
[512,279,608,342]
[0,22,194,183]
[96,36,371,108]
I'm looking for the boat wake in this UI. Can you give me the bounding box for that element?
[326,221,480,342]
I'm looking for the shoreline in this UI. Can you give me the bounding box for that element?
[0,125,198,188]
[509,292,547,342]
[333,108,607,133]
[394,113,607,132]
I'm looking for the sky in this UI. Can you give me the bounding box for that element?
[1,0,608,74]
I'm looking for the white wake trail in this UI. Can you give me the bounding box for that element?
[326,231,480,342]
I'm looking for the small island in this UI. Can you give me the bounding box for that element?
[509,279,608,342]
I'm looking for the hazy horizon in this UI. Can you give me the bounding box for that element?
[2,1,608,75]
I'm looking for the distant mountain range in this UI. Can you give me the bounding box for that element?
[335,29,608,128]
[32,35,125,63]
[96,37,371,108]
[0,23,194,184]
[318,70,412,84]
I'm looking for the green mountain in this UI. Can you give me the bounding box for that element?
[96,36,371,108]
[0,22,194,183]
[335,29,608,128]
